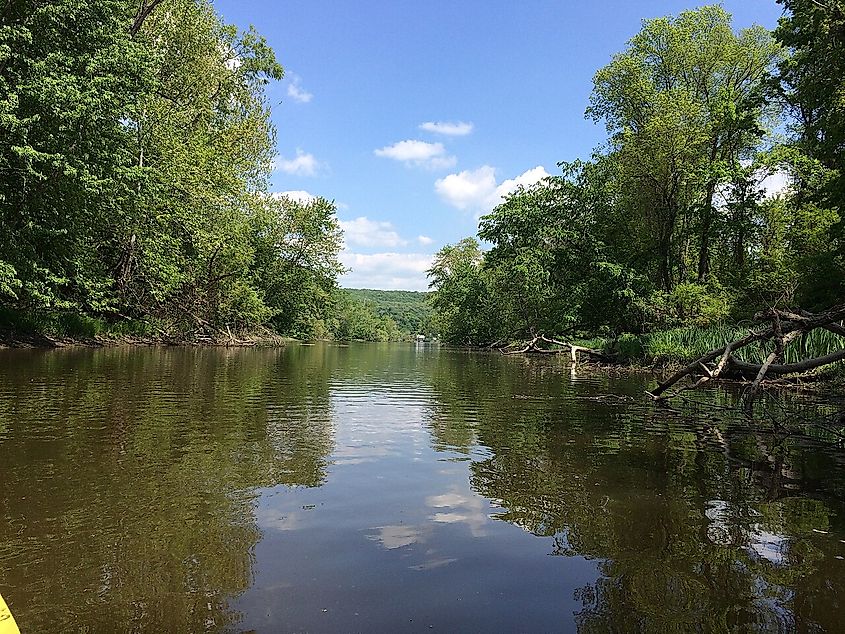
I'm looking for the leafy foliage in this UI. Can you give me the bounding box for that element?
[0,0,344,339]
[429,5,844,350]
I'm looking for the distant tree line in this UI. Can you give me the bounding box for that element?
[428,3,845,349]
[344,289,434,336]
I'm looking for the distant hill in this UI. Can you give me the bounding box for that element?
[343,288,434,335]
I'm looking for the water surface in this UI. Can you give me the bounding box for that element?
[0,343,843,632]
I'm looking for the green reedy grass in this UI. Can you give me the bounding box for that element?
[572,336,609,350]
[642,324,845,366]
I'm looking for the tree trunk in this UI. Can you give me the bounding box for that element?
[657,224,673,291]
[698,141,720,282]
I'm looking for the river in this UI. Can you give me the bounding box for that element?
[0,343,843,632]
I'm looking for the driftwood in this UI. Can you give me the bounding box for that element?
[649,303,845,411]
[501,334,609,364]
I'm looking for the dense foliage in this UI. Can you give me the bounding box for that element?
[0,0,345,339]
[428,4,844,347]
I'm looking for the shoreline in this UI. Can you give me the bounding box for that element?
[0,331,296,350]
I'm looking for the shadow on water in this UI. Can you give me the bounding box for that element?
[0,343,843,632]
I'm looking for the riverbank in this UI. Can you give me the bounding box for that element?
[0,310,294,349]
[0,332,298,349]
[0,330,294,349]
[493,324,845,398]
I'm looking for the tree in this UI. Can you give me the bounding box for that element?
[427,238,495,344]
[251,195,344,337]
[479,162,644,337]
[773,0,845,307]
[113,0,284,329]
[589,5,781,286]
[0,0,348,339]
[0,0,151,312]
[775,0,845,181]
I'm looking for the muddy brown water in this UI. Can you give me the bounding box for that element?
[0,343,843,632]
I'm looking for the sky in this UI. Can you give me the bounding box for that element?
[214,0,784,291]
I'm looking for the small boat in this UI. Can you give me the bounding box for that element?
[0,593,20,634]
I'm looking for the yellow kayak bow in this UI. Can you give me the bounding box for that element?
[0,593,20,634]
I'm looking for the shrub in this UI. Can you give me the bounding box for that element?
[615,333,645,361]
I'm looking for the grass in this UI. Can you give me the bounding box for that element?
[641,324,845,366]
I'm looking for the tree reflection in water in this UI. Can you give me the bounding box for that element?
[425,350,845,632]
[0,346,336,632]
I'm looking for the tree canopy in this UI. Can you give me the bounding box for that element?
[429,4,843,348]
[0,0,362,340]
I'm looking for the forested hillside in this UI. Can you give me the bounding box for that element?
[428,2,845,364]
[344,289,433,335]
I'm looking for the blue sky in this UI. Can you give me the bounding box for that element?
[215,1,783,290]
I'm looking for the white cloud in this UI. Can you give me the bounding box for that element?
[367,525,426,550]
[271,190,317,204]
[417,235,434,246]
[435,165,497,211]
[374,140,456,170]
[339,252,434,291]
[286,74,313,103]
[274,149,320,176]
[435,165,550,214]
[419,121,474,136]
[426,489,489,537]
[339,216,407,249]
[494,165,550,200]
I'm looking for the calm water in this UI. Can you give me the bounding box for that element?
[0,343,844,633]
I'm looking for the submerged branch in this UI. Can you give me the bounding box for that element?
[501,333,610,364]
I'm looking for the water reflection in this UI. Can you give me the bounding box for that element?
[0,346,336,632]
[0,344,842,632]
[425,351,845,632]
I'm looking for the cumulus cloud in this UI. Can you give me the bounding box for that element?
[434,165,497,211]
[271,190,317,204]
[417,235,434,246]
[286,74,313,103]
[274,149,320,176]
[426,489,489,537]
[339,252,434,291]
[419,120,474,136]
[339,216,407,249]
[374,140,456,170]
[435,165,550,214]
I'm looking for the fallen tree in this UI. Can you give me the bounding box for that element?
[649,303,845,411]
[501,334,611,364]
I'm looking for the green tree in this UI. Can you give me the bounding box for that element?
[0,0,348,339]
[427,238,495,344]
[251,195,344,337]
[478,162,645,337]
[0,0,151,311]
[773,0,845,306]
[589,5,781,286]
